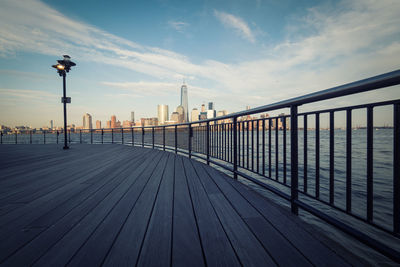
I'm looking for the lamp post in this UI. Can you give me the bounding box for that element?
[52,55,76,150]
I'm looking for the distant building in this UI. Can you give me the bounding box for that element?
[131,111,135,123]
[217,110,228,117]
[158,104,169,125]
[246,106,251,120]
[207,102,216,118]
[191,108,199,122]
[199,112,207,120]
[176,105,184,123]
[111,115,117,128]
[122,120,132,128]
[106,120,111,129]
[207,110,215,119]
[83,113,92,129]
[201,104,206,112]
[180,83,189,122]
[170,112,179,123]
[141,117,158,126]
[96,120,101,129]
[50,120,53,129]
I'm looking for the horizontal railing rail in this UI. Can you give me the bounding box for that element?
[2,69,400,262]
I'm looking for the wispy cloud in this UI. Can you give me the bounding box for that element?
[0,88,57,101]
[0,0,399,113]
[168,21,189,33]
[102,81,218,98]
[213,10,256,43]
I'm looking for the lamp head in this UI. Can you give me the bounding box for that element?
[52,55,76,74]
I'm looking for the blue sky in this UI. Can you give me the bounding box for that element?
[0,0,399,128]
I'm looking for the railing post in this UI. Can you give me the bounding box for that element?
[206,121,210,165]
[68,130,71,144]
[233,117,238,179]
[44,130,46,144]
[142,127,144,147]
[1,132,2,144]
[30,131,32,144]
[91,129,93,144]
[112,129,114,144]
[188,124,192,158]
[290,105,299,215]
[101,129,104,144]
[367,106,373,222]
[131,127,134,146]
[80,130,82,144]
[175,125,178,154]
[56,131,59,144]
[122,128,124,144]
[163,126,165,151]
[152,127,154,149]
[394,104,400,234]
[15,132,17,144]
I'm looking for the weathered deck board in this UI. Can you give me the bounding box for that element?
[0,144,361,266]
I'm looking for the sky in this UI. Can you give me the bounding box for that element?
[0,0,399,128]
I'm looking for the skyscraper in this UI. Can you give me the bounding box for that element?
[201,104,206,112]
[157,104,169,125]
[96,120,101,129]
[207,110,215,119]
[180,83,188,122]
[171,112,179,123]
[176,105,184,123]
[208,102,216,118]
[83,113,93,129]
[191,108,199,122]
[131,111,135,123]
[111,115,116,128]
[50,120,53,129]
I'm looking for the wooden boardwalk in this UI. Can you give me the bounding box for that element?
[0,144,361,266]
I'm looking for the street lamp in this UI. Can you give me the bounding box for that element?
[52,55,76,150]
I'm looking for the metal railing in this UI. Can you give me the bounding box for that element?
[2,69,400,262]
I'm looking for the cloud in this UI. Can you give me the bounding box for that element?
[0,0,399,115]
[213,10,256,43]
[102,81,218,98]
[168,21,189,33]
[0,88,58,101]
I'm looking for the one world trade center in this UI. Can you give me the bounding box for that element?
[180,83,189,122]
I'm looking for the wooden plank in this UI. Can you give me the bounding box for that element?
[0,147,154,264]
[136,153,175,266]
[101,153,170,266]
[2,149,164,266]
[181,157,241,267]
[66,151,167,266]
[171,156,205,267]
[221,171,352,266]
[0,146,135,232]
[190,160,276,267]
[202,164,312,266]
[0,146,122,187]
[28,148,152,227]
[0,147,122,203]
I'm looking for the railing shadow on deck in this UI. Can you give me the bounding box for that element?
[2,69,400,262]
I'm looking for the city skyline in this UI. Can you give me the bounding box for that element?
[0,0,399,128]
